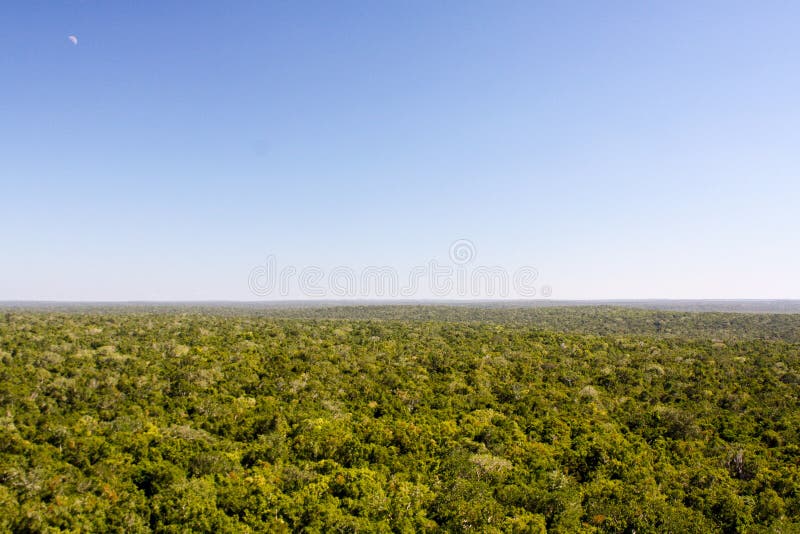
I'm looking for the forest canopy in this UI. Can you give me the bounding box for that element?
[0,306,798,532]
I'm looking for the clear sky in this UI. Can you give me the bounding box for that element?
[2,1,799,300]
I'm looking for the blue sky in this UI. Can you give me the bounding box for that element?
[2,1,799,300]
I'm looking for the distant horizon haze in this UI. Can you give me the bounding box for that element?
[3,299,800,315]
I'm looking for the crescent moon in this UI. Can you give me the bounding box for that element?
[68,35,78,45]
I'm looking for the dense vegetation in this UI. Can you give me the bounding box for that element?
[252,305,800,343]
[1,307,799,532]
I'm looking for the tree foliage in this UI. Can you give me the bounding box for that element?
[0,307,799,532]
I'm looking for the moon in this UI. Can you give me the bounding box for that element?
[68,35,78,45]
